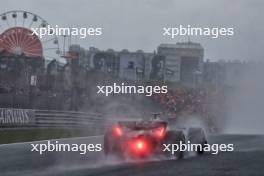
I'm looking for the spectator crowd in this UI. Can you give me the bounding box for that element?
[151,88,207,118]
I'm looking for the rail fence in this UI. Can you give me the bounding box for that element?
[0,108,106,130]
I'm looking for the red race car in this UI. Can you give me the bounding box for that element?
[104,119,207,160]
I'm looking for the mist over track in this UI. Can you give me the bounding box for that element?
[1,134,264,176]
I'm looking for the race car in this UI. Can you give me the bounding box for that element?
[103,119,208,159]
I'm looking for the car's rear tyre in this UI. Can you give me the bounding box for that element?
[103,132,111,156]
[104,132,124,159]
[197,140,208,155]
[164,131,186,160]
[188,128,207,155]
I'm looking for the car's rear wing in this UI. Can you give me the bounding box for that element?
[117,120,167,130]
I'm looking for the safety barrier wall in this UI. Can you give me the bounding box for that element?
[0,108,105,130]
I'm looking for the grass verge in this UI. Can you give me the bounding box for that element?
[0,128,94,144]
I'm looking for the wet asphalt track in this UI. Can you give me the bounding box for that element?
[1,134,264,176]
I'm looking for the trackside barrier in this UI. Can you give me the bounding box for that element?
[0,108,106,131]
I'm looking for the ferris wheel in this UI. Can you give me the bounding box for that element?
[0,10,60,60]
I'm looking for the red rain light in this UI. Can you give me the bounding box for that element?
[131,139,149,154]
[155,127,165,138]
[113,126,123,137]
[136,141,144,150]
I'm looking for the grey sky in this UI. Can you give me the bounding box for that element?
[1,0,263,61]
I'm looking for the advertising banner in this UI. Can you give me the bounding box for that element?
[0,108,35,126]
